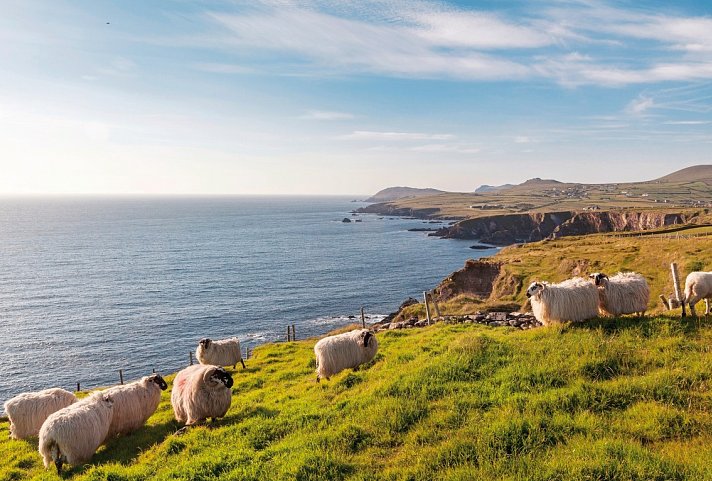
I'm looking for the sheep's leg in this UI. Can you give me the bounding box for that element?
[55,458,63,474]
[240,359,246,369]
[705,298,710,316]
[689,301,698,318]
[316,376,320,383]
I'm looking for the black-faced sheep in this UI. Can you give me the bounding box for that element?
[4,388,78,440]
[38,392,114,473]
[589,272,650,317]
[526,278,599,325]
[684,271,712,317]
[196,338,246,369]
[314,329,378,382]
[171,364,233,426]
[103,373,168,438]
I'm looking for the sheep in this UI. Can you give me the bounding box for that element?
[589,272,650,317]
[171,364,233,427]
[525,277,599,326]
[38,392,114,473]
[196,337,246,369]
[103,374,168,438]
[314,329,378,382]
[4,388,78,440]
[684,271,712,317]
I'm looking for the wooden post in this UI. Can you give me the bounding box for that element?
[292,324,296,341]
[119,369,124,385]
[659,294,669,310]
[152,368,155,373]
[429,292,442,320]
[287,325,291,342]
[189,351,194,365]
[423,291,432,326]
[671,262,686,317]
[361,307,366,328]
[77,382,80,392]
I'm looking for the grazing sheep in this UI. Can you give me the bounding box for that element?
[589,272,650,317]
[171,364,233,426]
[684,271,712,317]
[196,338,246,369]
[314,329,378,382]
[4,388,78,439]
[38,393,114,473]
[526,278,599,326]
[103,374,168,438]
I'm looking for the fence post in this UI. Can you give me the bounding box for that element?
[361,307,366,328]
[119,369,124,385]
[292,324,296,341]
[429,292,442,320]
[671,262,686,317]
[77,382,80,392]
[189,351,194,365]
[423,291,432,326]
[287,326,291,342]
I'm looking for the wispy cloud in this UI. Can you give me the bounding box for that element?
[299,110,355,120]
[409,143,480,154]
[626,95,655,115]
[341,130,455,141]
[193,62,255,74]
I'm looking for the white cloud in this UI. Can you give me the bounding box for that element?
[299,110,355,120]
[341,130,455,141]
[663,120,711,125]
[626,96,654,115]
[409,143,480,154]
[514,136,531,144]
[193,62,255,74]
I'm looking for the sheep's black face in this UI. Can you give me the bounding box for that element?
[525,282,543,298]
[362,331,373,348]
[589,273,608,286]
[213,368,233,389]
[149,374,168,391]
[199,338,212,349]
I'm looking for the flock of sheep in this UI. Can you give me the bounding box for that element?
[5,269,712,474]
[3,329,378,473]
[526,269,712,325]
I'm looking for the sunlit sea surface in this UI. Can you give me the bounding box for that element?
[0,196,496,406]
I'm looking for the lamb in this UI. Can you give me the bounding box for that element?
[38,392,114,473]
[171,364,233,426]
[684,271,712,317]
[314,329,378,382]
[4,388,78,439]
[589,272,650,317]
[196,338,246,369]
[525,277,599,326]
[103,374,168,438]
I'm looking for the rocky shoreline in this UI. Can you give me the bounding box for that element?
[372,310,542,331]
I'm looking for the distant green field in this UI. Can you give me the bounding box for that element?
[3,316,712,481]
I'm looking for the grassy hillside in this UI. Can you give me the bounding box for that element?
[3,315,712,480]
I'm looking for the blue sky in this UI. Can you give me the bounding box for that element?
[1,0,712,194]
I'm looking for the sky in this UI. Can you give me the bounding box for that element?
[1,0,712,195]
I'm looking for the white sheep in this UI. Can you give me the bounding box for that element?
[103,374,168,438]
[684,271,712,317]
[171,364,233,426]
[196,338,246,369]
[4,388,78,439]
[314,329,378,382]
[525,277,599,325]
[38,392,114,473]
[589,272,650,317]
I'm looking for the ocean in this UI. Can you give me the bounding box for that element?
[0,196,496,405]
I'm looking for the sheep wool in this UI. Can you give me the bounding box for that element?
[103,374,168,438]
[684,271,712,317]
[38,392,114,473]
[196,337,245,369]
[591,272,649,316]
[171,364,233,425]
[314,329,378,381]
[4,388,78,439]
[527,277,599,325]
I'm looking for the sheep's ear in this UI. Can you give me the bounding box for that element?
[363,331,373,348]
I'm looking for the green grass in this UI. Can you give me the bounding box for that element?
[3,317,712,480]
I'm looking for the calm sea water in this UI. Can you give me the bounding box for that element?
[0,196,496,405]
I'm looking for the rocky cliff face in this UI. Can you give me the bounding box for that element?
[436,210,689,245]
[357,203,443,219]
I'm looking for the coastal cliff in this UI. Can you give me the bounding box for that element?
[435,210,689,245]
